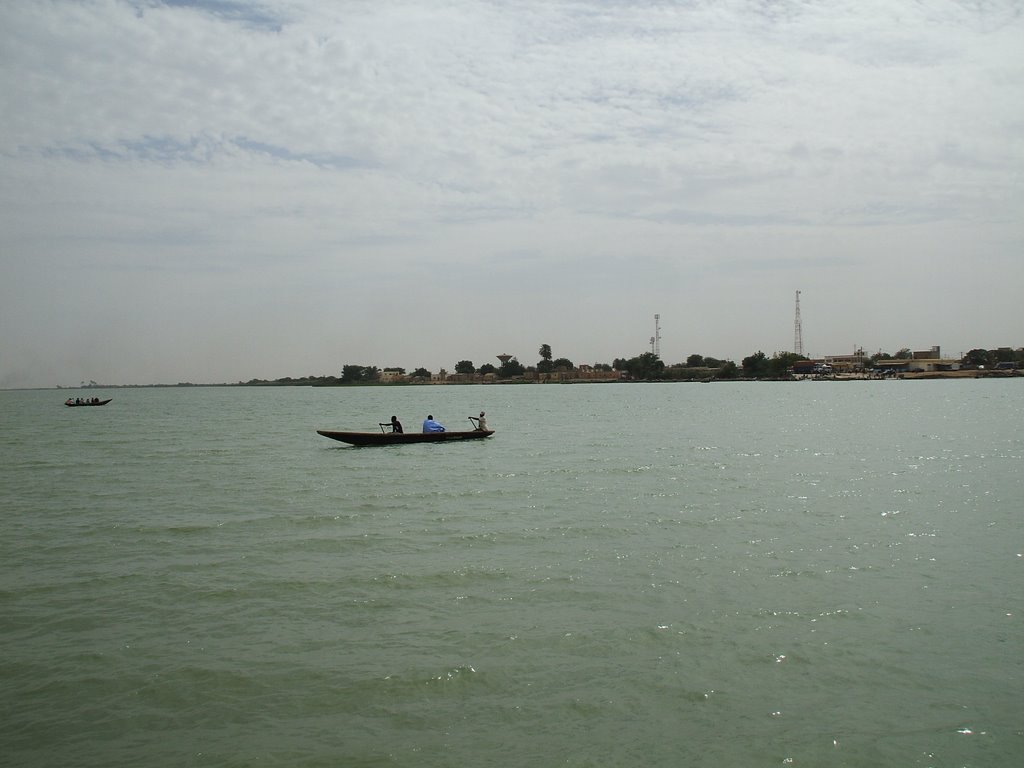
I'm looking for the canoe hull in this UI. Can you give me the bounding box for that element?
[65,399,112,407]
[317,429,494,446]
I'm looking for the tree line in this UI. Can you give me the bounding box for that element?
[237,344,1021,386]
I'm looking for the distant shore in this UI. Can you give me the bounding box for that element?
[33,368,1020,391]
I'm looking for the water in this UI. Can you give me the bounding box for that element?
[1,381,1021,767]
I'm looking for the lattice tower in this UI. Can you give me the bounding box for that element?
[793,291,804,356]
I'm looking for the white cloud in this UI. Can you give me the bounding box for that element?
[1,0,1022,387]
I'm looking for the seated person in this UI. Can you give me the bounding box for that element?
[389,416,403,433]
[469,411,487,431]
[422,414,446,433]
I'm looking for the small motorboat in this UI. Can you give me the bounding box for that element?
[65,398,112,407]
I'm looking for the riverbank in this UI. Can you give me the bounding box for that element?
[25,367,1021,392]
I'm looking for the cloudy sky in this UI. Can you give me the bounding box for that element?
[1,0,1021,387]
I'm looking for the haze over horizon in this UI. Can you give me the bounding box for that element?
[2,1,1022,389]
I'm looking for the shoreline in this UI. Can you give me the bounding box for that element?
[9,368,1018,391]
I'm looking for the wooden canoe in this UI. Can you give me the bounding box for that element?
[317,429,494,446]
[64,398,112,407]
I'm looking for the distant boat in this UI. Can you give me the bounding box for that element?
[65,398,112,407]
[317,429,494,447]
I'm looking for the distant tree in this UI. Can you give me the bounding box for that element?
[538,343,554,374]
[963,349,992,368]
[686,354,705,368]
[552,357,574,371]
[341,364,367,383]
[617,352,664,379]
[455,360,475,375]
[717,361,739,379]
[768,351,805,378]
[478,363,496,375]
[638,353,665,379]
[498,357,526,378]
[703,357,723,368]
[741,351,769,378]
[992,347,1016,364]
[663,364,690,380]
[411,367,431,379]
[382,367,405,375]
[338,365,381,383]
[894,348,912,359]
[594,363,613,371]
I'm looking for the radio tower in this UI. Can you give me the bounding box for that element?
[651,314,662,357]
[793,291,804,356]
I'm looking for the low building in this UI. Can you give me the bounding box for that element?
[823,348,867,372]
[873,347,961,373]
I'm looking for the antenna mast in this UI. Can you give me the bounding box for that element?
[651,314,661,357]
[793,291,804,356]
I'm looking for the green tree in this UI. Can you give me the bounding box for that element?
[768,351,805,378]
[552,357,574,371]
[411,367,431,379]
[718,361,739,379]
[992,347,1015,364]
[741,351,769,378]
[617,352,664,379]
[963,349,992,368]
[478,363,496,375]
[686,354,705,368]
[638,353,665,379]
[341,364,367,383]
[498,357,526,378]
[538,343,554,374]
[455,360,475,375]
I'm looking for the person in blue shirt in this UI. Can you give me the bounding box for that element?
[422,414,446,433]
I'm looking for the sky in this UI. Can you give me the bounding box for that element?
[1,0,1022,387]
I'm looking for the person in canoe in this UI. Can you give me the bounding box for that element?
[469,411,487,431]
[422,414,446,433]
[380,415,403,433]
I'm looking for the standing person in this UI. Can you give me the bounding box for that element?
[422,414,446,433]
[469,411,488,431]
[382,416,403,433]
